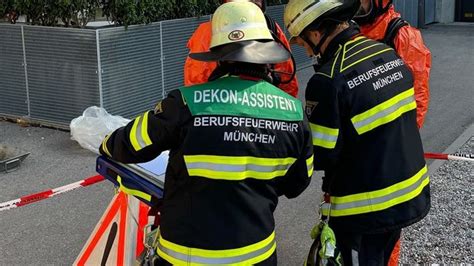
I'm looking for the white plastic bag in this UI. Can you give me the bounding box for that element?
[70,106,130,154]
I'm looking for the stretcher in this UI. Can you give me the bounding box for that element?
[95,151,169,206]
[74,153,169,265]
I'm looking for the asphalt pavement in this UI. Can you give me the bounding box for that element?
[0,23,473,265]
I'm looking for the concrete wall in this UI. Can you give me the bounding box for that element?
[436,0,455,23]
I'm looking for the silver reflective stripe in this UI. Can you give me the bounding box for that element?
[134,116,147,149]
[157,239,276,264]
[351,249,359,266]
[312,131,338,142]
[327,172,429,211]
[186,162,292,173]
[353,95,415,130]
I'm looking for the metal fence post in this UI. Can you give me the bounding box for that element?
[96,29,104,108]
[20,25,31,117]
[160,21,166,99]
[418,0,426,28]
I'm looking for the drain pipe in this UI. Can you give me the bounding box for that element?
[418,0,426,28]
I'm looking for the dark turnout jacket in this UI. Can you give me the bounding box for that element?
[100,76,313,264]
[305,25,430,234]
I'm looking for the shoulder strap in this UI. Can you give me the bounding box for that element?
[383,17,409,48]
[263,13,297,85]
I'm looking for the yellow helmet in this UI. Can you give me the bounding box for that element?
[209,1,272,48]
[284,0,359,42]
[190,1,290,64]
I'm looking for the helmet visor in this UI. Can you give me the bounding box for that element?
[354,1,373,19]
[189,40,291,64]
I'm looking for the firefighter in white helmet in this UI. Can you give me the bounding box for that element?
[101,2,313,265]
[184,0,300,97]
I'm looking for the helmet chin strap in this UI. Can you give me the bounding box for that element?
[301,30,330,65]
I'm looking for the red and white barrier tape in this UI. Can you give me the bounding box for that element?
[424,152,474,162]
[0,175,104,212]
[1,152,472,212]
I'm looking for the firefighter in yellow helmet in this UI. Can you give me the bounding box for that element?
[284,0,430,265]
[100,2,313,265]
[354,2,432,263]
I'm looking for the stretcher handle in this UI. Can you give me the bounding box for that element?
[4,158,20,173]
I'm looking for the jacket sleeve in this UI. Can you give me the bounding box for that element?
[273,22,299,97]
[273,114,313,199]
[394,26,431,128]
[99,91,185,163]
[305,74,343,172]
[184,22,218,86]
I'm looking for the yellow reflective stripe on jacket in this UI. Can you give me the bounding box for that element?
[340,47,393,72]
[322,165,429,217]
[101,134,112,157]
[184,155,297,181]
[130,112,153,151]
[157,231,276,265]
[351,88,417,135]
[117,175,152,202]
[344,43,384,62]
[306,155,314,177]
[310,123,339,149]
[344,37,371,54]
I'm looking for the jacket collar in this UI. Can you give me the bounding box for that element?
[319,24,361,66]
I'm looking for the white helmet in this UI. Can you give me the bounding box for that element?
[190,1,290,64]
